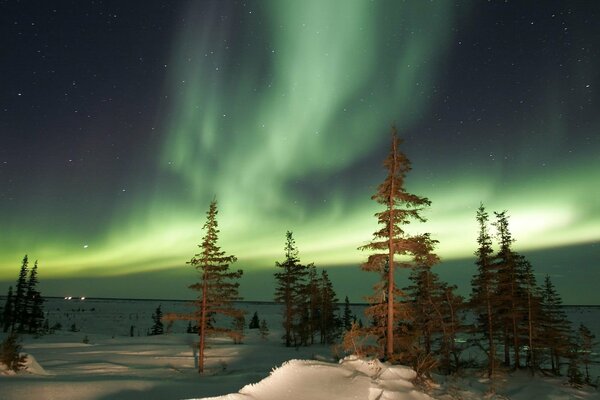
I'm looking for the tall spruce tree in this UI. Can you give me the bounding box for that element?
[539,275,572,375]
[306,265,322,345]
[319,269,340,344]
[274,231,308,347]
[175,200,243,374]
[469,204,497,377]
[358,127,433,360]
[2,286,14,333]
[342,296,353,331]
[25,261,44,334]
[577,323,595,384]
[13,255,29,332]
[493,211,523,368]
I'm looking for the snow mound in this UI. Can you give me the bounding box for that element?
[0,353,49,376]
[194,357,433,400]
[23,353,50,375]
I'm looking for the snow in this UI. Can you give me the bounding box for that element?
[1,298,599,400]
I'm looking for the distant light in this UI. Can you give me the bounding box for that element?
[65,296,72,300]
[80,297,86,300]
[83,244,88,249]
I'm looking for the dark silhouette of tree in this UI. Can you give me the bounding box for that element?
[2,286,14,333]
[249,312,260,329]
[358,127,433,360]
[577,323,595,384]
[319,269,340,344]
[493,211,524,368]
[259,319,269,340]
[150,305,164,335]
[469,204,497,378]
[167,200,243,374]
[25,261,44,334]
[306,265,322,345]
[0,332,27,372]
[274,231,308,347]
[342,296,354,331]
[539,275,572,375]
[13,255,29,332]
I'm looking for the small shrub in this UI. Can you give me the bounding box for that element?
[0,332,27,372]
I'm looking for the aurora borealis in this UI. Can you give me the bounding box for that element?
[1,1,599,303]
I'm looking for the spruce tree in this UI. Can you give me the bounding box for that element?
[0,331,27,372]
[249,312,260,329]
[359,127,433,360]
[469,204,497,378]
[319,269,340,344]
[273,231,308,347]
[26,261,44,334]
[174,200,243,373]
[259,319,269,340]
[2,286,14,333]
[539,275,572,375]
[306,265,322,345]
[13,255,29,332]
[150,305,164,335]
[577,323,595,384]
[342,296,353,331]
[493,211,524,368]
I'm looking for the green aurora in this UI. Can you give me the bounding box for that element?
[1,1,598,303]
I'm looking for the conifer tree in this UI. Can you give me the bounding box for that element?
[577,323,595,384]
[342,296,353,331]
[319,269,340,344]
[13,255,29,332]
[249,312,260,329]
[539,275,572,375]
[359,127,433,360]
[150,305,164,335]
[259,319,269,340]
[469,204,497,378]
[493,211,524,368]
[232,314,245,344]
[306,265,322,345]
[2,286,14,333]
[169,200,244,374]
[273,231,308,347]
[25,261,44,334]
[0,331,27,372]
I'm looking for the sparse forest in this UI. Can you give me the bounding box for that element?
[0,130,596,389]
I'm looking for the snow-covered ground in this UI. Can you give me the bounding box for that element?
[1,298,599,400]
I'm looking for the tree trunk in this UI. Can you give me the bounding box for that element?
[198,277,208,374]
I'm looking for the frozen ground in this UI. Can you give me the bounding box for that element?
[1,298,599,400]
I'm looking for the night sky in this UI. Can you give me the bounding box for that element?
[1,1,598,303]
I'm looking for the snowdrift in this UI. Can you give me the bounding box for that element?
[197,356,433,400]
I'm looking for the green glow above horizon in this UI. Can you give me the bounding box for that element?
[0,1,598,287]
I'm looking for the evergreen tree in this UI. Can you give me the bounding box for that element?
[273,231,308,347]
[249,312,260,329]
[493,211,525,368]
[539,275,572,375]
[150,305,164,335]
[13,255,29,332]
[577,323,595,384]
[232,314,245,344]
[0,331,27,372]
[358,127,433,360]
[25,261,44,334]
[518,255,542,374]
[306,265,322,345]
[259,319,269,340]
[319,269,340,344]
[2,286,14,333]
[170,200,244,374]
[566,350,584,388]
[342,296,354,331]
[469,204,497,378]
